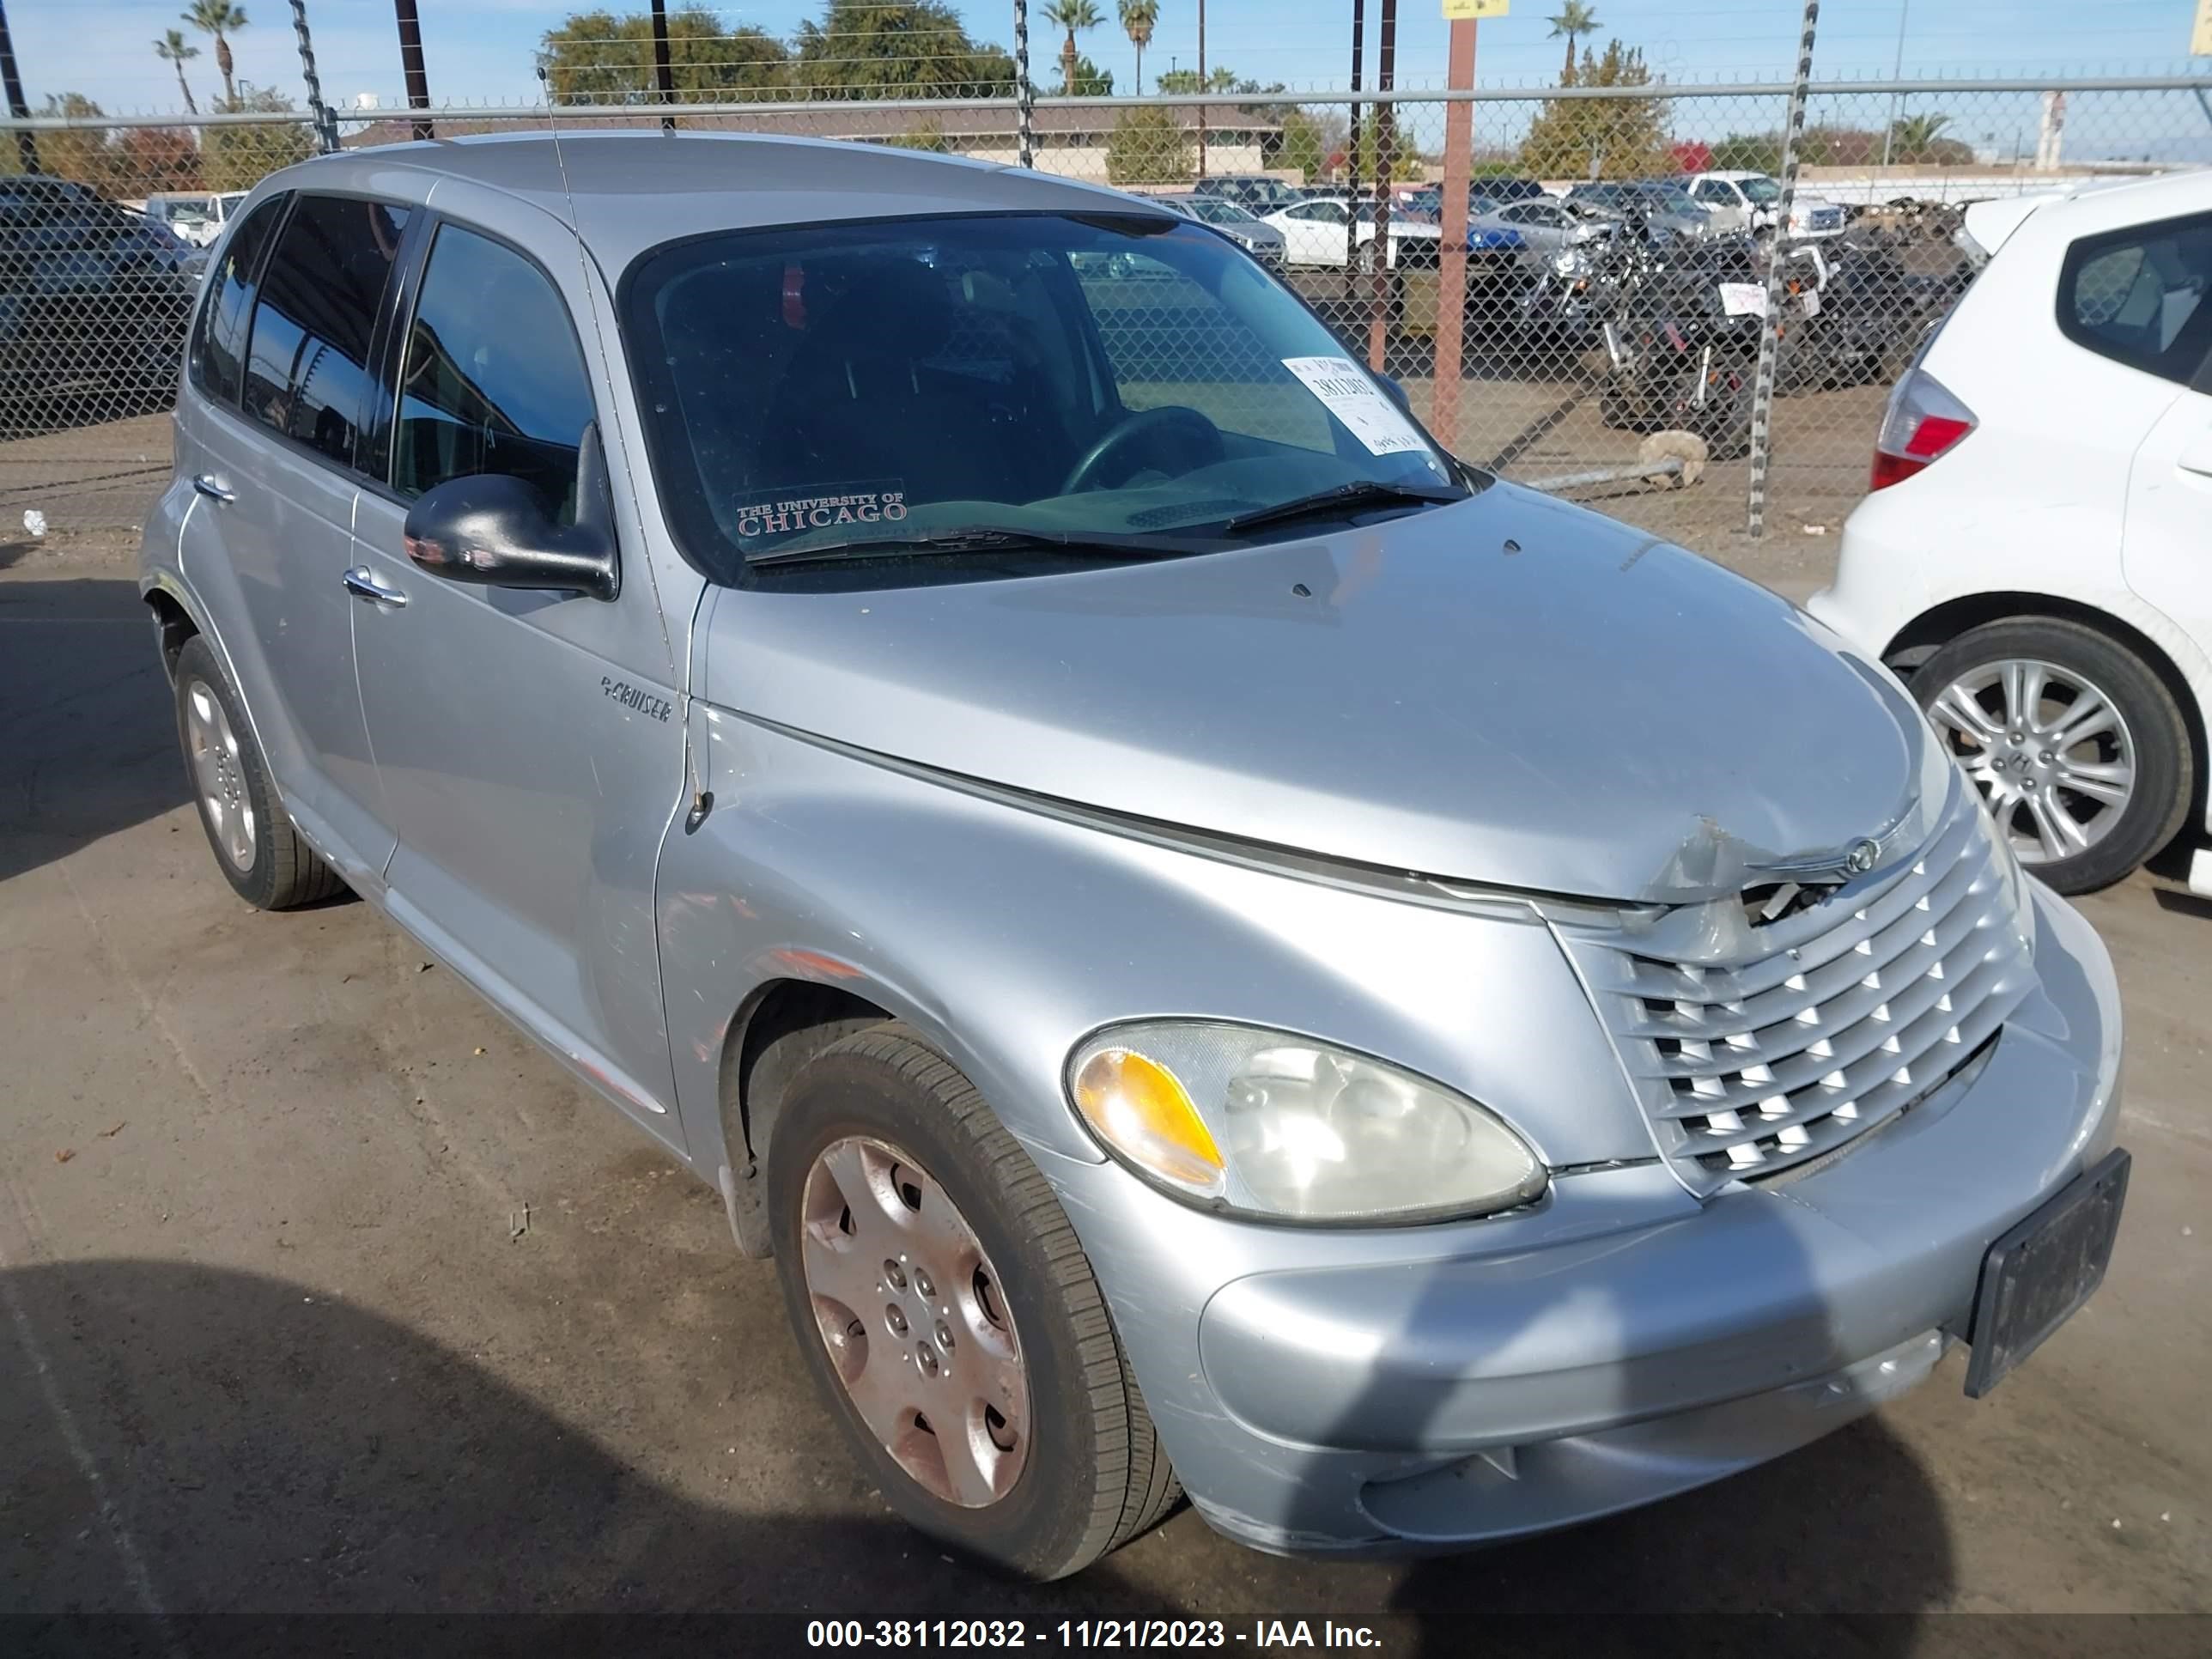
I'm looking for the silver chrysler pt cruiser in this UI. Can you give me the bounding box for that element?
[141,134,2129,1577]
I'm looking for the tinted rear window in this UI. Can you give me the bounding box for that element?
[2058,210,2212,387]
[188,194,287,408]
[243,195,410,466]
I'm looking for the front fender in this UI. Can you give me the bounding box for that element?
[653,708,1653,1185]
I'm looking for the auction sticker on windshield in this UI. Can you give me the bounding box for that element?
[1718,283,1768,319]
[1281,356,1427,456]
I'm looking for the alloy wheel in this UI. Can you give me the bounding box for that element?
[799,1134,1030,1510]
[185,678,257,872]
[1928,657,2137,865]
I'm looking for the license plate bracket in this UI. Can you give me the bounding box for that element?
[1964,1147,2130,1399]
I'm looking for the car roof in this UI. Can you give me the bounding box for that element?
[257,131,1172,273]
[1960,167,2211,259]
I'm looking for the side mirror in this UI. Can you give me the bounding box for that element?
[400,425,620,603]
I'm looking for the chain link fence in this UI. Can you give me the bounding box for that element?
[2,66,2208,553]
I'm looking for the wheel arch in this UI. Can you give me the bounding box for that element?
[143,581,199,679]
[713,977,896,1257]
[1883,590,2209,850]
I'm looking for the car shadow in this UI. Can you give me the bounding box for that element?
[0,1258,1188,1643]
[2,1250,1960,1651]
[0,574,190,886]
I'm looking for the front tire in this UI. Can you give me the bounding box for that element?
[768,1024,1177,1578]
[172,635,345,910]
[1911,618,2191,894]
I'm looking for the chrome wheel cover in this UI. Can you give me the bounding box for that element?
[184,678,257,872]
[799,1135,1030,1510]
[1929,657,2136,866]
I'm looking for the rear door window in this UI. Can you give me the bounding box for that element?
[242,194,410,467]
[391,224,597,525]
[2057,211,2212,386]
[187,193,288,407]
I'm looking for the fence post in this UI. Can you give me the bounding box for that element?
[1012,0,1034,168]
[1365,0,1397,374]
[1345,0,1364,273]
[652,0,675,131]
[1747,1,1819,540]
[290,0,340,155]
[0,0,36,173]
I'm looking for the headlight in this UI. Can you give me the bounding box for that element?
[1549,249,1587,277]
[1067,1022,1547,1224]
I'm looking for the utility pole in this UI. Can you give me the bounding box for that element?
[393,0,433,143]
[1430,14,1480,449]
[1195,0,1206,179]
[0,0,36,173]
[651,0,674,131]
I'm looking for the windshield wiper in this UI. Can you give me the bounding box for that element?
[745,526,1191,569]
[1217,480,1462,536]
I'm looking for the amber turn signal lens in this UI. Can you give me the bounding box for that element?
[1072,1047,1226,1197]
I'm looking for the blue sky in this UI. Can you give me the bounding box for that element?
[43,0,2212,114]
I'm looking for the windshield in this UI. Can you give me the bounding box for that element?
[1739,176,1782,204]
[623,214,1462,584]
[1637,185,1696,215]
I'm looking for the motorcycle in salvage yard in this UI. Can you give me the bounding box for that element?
[1597,238,1831,459]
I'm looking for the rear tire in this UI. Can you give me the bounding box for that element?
[1911,617,2190,894]
[768,1024,1178,1579]
[172,635,346,910]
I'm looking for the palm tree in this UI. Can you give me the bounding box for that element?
[1118,0,1159,97]
[1547,3,1600,85]
[1891,111,1954,161]
[155,27,201,115]
[1041,0,1103,96]
[183,1,247,110]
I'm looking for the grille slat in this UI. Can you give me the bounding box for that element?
[1633,880,2008,1084]
[1558,783,2035,1191]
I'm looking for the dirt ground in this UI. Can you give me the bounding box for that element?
[3,511,2207,1650]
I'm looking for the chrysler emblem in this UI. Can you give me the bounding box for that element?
[1844,838,1882,876]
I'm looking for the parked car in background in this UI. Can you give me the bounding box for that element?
[1190,173,1309,216]
[135,190,250,248]
[1565,179,1712,243]
[1151,191,1288,268]
[145,133,2128,1583]
[1687,171,1847,240]
[0,173,204,410]
[1262,193,1443,268]
[1475,194,1612,258]
[1811,169,2212,893]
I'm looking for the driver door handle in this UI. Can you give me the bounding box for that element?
[342,565,408,609]
[191,474,235,503]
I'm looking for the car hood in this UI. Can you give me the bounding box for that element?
[703,485,1942,905]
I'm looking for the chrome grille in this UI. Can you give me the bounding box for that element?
[1558,785,2036,1193]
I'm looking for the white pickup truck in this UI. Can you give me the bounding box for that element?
[1686,170,1848,239]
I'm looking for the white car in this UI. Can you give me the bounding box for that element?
[134,190,249,248]
[1809,168,2212,894]
[1686,170,1846,240]
[1261,196,1442,269]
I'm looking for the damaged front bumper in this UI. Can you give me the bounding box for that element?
[1040,885,2122,1556]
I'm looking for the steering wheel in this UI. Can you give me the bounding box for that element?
[1060,405,1227,495]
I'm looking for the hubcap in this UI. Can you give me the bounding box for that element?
[1928,658,2136,866]
[185,679,256,872]
[799,1135,1030,1510]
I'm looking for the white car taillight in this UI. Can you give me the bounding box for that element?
[1870,366,1976,490]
